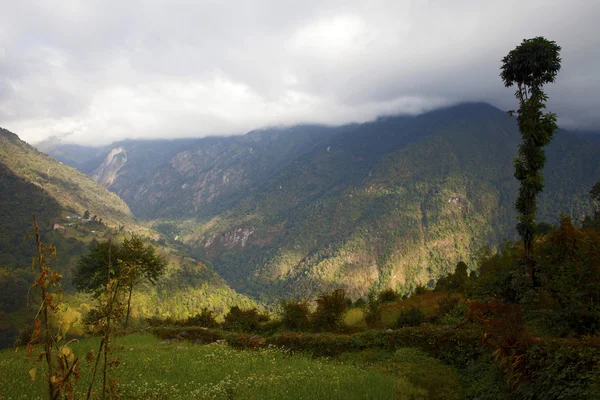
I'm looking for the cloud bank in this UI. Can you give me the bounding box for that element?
[1,0,599,145]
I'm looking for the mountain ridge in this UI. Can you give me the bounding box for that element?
[34,103,600,299]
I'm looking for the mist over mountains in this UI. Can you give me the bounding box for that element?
[35,102,600,299]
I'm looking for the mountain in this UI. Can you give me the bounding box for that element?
[1,128,141,231]
[0,128,260,348]
[39,103,600,300]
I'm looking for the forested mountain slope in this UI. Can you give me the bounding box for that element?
[1,128,139,230]
[0,128,260,347]
[39,104,600,300]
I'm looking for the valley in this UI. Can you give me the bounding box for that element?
[39,103,600,300]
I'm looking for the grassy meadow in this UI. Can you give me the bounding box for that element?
[0,333,457,400]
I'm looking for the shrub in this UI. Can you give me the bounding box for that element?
[414,285,429,295]
[150,326,225,344]
[312,289,348,331]
[438,295,468,325]
[186,307,218,328]
[519,340,600,399]
[353,297,367,308]
[530,216,600,337]
[377,288,400,303]
[438,295,461,316]
[223,306,263,332]
[435,261,469,292]
[365,289,381,329]
[280,299,311,331]
[396,307,425,328]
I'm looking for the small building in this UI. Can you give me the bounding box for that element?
[53,223,65,231]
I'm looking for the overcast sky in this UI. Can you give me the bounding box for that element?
[1,0,599,145]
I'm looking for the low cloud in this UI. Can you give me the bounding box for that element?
[1,0,599,145]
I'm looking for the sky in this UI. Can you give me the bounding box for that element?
[1,0,599,145]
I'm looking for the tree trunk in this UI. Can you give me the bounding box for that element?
[124,284,133,329]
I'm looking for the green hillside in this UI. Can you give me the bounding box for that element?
[39,104,600,301]
[0,128,261,348]
[0,128,140,231]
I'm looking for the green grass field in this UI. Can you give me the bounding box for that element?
[0,333,452,399]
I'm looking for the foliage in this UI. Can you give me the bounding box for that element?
[222,306,266,333]
[280,299,311,331]
[73,235,166,294]
[377,288,401,303]
[519,339,600,399]
[591,181,600,203]
[413,285,429,295]
[26,215,80,400]
[364,288,382,328]
[43,104,600,303]
[468,242,525,302]
[528,216,600,336]
[312,289,348,331]
[396,307,425,328]
[73,235,167,328]
[185,308,219,328]
[471,216,600,338]
[467,299,530,390]
[435,261,469,292]
[0,128,140,231]
[501,37,562,279]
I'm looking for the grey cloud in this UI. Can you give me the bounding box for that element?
[0,0,599,145]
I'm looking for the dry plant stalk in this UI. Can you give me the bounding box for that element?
[27,213,80,400]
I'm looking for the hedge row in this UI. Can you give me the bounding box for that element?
[151,324,482,366]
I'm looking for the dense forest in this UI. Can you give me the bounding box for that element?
[44,103,599,302]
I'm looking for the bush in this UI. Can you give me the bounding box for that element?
[435,261,469,292]
[223,306,264,332]
[519,340,600,399]
[353,297,367,308]
[414,285,429,295]
[312,289,348,331]
[530,216,600,337]
[396,307,425,328]
[365,289,381,329]
[377,289,400,303]
[438,295,468,325]
[186,307,218,328]
[280,299,311,331]
[151,327,225,344]
[438,295,461,316]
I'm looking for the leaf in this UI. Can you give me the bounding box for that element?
[29,367,36,381]
[60,320,71,336]
[62,346,72,357]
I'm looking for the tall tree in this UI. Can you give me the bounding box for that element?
[73,235,166,328]
[500,37,561,282]
[119,235,166,328]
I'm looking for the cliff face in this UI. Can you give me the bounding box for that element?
[92,147,128,188]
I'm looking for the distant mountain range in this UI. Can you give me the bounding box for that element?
[34,103,600,300]
[0,127,259,347]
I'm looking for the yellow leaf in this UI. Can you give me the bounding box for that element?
[62,346,71,357]
[29,368,36,381]
[60,321,70,336]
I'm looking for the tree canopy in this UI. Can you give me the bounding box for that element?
[73,235,167,327]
